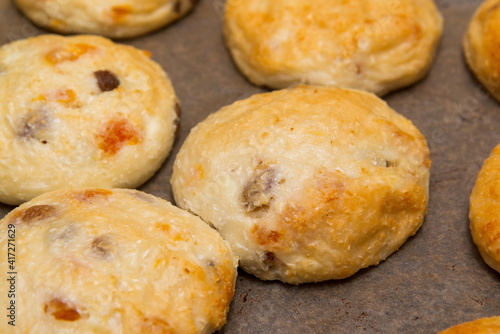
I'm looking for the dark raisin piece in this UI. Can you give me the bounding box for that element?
[261,251,281,271]
[385,160,396,167]
[94,70,120,92]
[92,236,113,259]
[265,251,275,262]
[44,299,81,321]
[19,110,49,141]
[242,168,278,211]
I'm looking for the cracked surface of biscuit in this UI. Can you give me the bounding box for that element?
[224,0,443,95]
[15,0,199,39]
[171,85,430,284]
[470,144,500,274]
[0,35,179,205]
[0,188,237,333]
[463,0,500,102]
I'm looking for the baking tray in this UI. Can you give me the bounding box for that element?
[1,0,499,333]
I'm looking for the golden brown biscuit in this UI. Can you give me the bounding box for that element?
[171,85,430,284]
[15,0,198,39]
[0,188,237,333]
[439,316,500,334]
[470,144,500,273]
[0,35,179,205]
[224,0,443,95]
[464,0,500,102]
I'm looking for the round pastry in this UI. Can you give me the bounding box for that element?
[223,0,443,95]
[464,0,500,102]
[171,85,430,284]
[0,188,237,333]
[470,144,500,273]
[0,34,179,205]
[14,0,198,39]
[439,316,500,334]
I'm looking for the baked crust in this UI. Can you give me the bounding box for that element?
[224,0,443,95]
[470,144,500,273]
[0,35,179,205]
[439,316,500,334]
[0,188,237,333]
[171,85,430,284]
[15,0,198,39]
[464,0,500,102]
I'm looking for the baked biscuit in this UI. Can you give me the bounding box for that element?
[0,35,179,205]
[464,0,500,102]
[439,316,500,334]
[470,144,500,273]
[223,0,443,95]
[0,188,237,333]
[171,85,430,284]
[15,0,198,39]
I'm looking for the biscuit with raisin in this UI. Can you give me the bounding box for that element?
[0,35,179,205]
[15,0,198,39]
[171,85,430,284]
[224,0,443,95]
[0,188,237,333]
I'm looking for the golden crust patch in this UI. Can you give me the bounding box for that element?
[464,0,500,102]
[45,43,96,65]
[470,144,500,273]
[97,117,141,156]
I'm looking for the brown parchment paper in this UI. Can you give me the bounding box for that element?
[0,0,499,333]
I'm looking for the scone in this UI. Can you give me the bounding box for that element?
[224,0,443,95]
[0,188,237,333]
[439,316,500,334]
[469,144,500,273]
[464,0,500,102]
[15,0,198,39]
[0,34,179,205]
[171,85,430,284]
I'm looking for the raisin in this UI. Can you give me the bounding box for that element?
[44,299,81,321]
[19,110,49,142]
[385,160,397,167]
[92,236,113,259]
[242,168,279,211]
[260,251,282,271]
[94,70,120,92]
[265,251,275,262]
